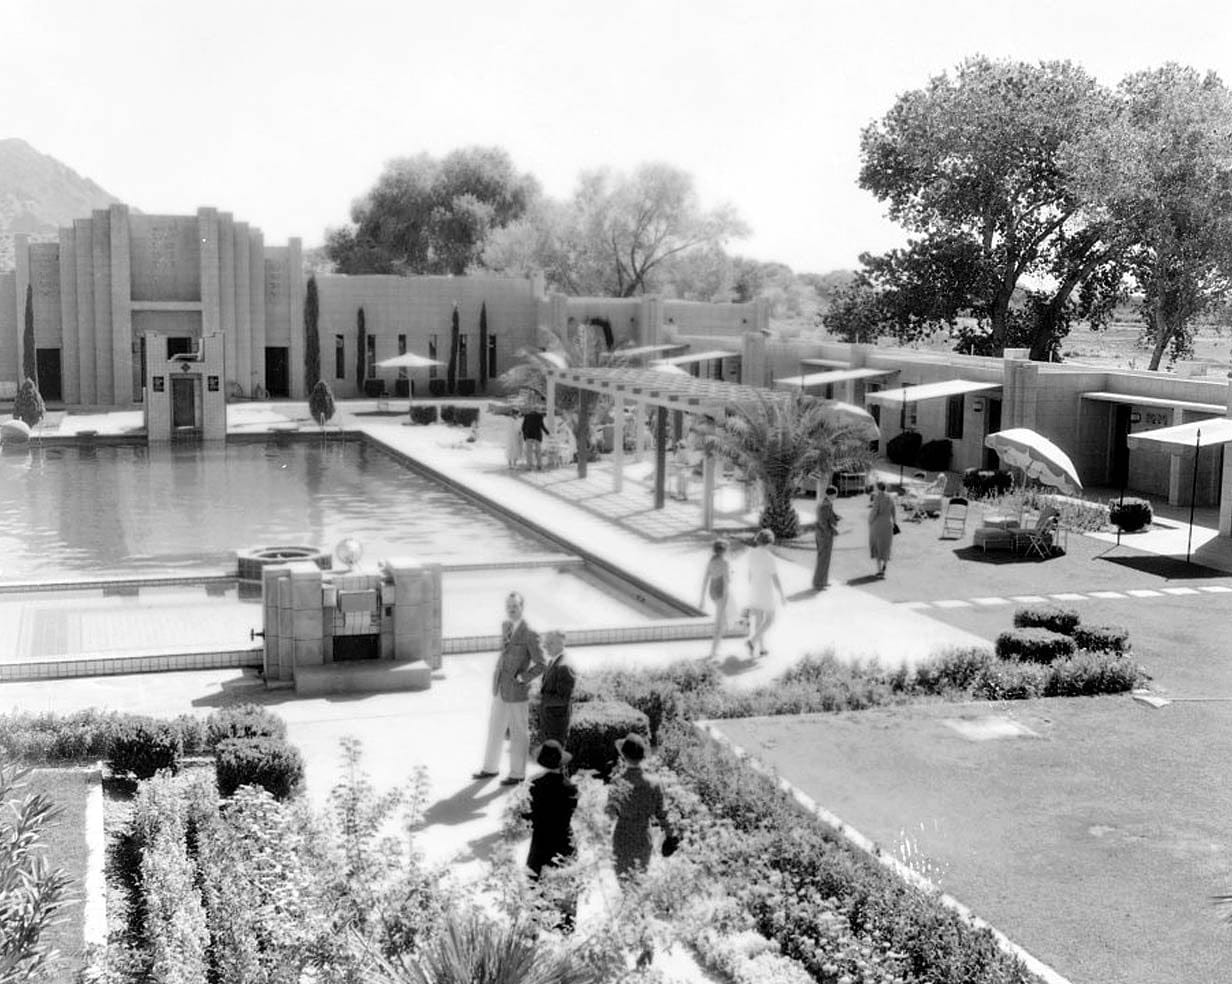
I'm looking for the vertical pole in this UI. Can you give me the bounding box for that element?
[613,395,625,493]
[702,453,716,530]
[1187,430,1201,563]
[577,389,591,480]
[654,406,668,510]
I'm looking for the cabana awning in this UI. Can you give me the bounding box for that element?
[776,368,896,388]
[1081,391,1227,415]
[865,379,1001,406]
[1126,417,1232,456]
[651,349,739,366]
[615,343,688,359]
[800,358,850,369]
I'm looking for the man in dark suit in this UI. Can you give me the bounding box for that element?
[474,592,545,786]
[538,629,577,745]
[523,740,578,932]
[521,407,549,470]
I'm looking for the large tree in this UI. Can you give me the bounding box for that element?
[326,147,538,276]
[483,163,748,297]
[1067,65,1232,368]
[855,56,1123,359]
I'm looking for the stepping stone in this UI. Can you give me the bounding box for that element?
[1126,589,1163,597]
[1050,593,1088,601]
[1010,595,1048,603]
[1160,587,1200,595]
[1200,585,1232,593]
[972,597,1009,606]
[933,599,973,608]
[1088,591,1126,599]
[1132,693,1171,709]
[900,601,931,609]
[942,716,1040,741]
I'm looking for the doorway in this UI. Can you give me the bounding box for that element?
[35,349,62,402]
[1110,404,1131,489]
[265,347,290,398]
[171,376,196,429]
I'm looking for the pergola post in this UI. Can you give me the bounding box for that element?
[654,406,668,509]
[576,389,591,479]
[546,376,556,424]
[637,401,649,460]
[672,409,683,444]
[613,395,625,492]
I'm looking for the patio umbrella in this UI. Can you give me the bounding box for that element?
[375,353,445,408]
[820,399,880,441]
[984,428,1083,495]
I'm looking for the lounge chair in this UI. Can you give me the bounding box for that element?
[1014,506,1062,558]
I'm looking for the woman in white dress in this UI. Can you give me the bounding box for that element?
[745,528,786,658]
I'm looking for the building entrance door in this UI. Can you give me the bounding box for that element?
[982,399,1003,469]
[265,347,289,397]
[171,376,195,429]
[35,349,62,402]
[1111,405,1131,489]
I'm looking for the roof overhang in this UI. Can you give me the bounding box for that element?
[775,368,896,388]
[865,379,1001,407]
[651,349,739,366]
[616,343,689,359]
[1126,416,1232,455]
[1081,391,1227,415]
[800,358,851,369]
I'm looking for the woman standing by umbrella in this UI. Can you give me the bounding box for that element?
[867,481,898,578]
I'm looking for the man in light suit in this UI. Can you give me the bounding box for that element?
[473,592,546,786]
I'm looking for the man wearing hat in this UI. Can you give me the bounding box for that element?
[474,592,545,786]
[523,740,578,932]
[605,732,675,879]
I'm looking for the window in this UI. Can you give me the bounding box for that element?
[365,334,376,379]
[945,394,965,440]
[397,334,407,379]
[457,334,469,379]
[335,335,345,379]
[428,334,438,378]
[487,334,498,378]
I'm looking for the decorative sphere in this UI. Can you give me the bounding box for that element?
[335,538,364,566]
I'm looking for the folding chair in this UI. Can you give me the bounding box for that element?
[1016,515,1059,559]
[940,497,969,539]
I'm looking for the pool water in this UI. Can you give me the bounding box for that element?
[0,440,553,582]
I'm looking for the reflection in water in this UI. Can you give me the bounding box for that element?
[0,442,551,581]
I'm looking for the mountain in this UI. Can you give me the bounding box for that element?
[0,138,123,269]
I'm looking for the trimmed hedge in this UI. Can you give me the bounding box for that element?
[1073,623,1130,654]
[409,404,439,425]
[0,709,208,765]
[109,719,184,779]
[205,704,286,751]
[886,430,923,467]
[1109,497,1152,533]
[918,438,953,472]
[214,737,304,801]
[1012,604,1080,635]
[566,700,649,781]
[1044,651,1140,696]
[962,468,1014,498]
[995,628,1077,663]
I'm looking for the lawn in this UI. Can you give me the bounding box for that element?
[25,766,95,978]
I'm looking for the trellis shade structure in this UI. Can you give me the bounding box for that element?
[865,379,1001,406]
[984,428,1083,494]
[1125,417,1232,456]
[650,349,739,366]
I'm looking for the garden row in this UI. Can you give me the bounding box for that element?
[406,403,481,426]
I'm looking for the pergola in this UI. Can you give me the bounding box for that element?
[543,365,792,527]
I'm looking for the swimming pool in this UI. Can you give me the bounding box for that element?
[0,440,554,582]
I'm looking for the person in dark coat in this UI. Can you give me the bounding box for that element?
[605,733,673,880]
[813,486,840,590]
[523,740,578,932]
[521,407,549,470]
[538,630,576,745]
[473,592,545,785]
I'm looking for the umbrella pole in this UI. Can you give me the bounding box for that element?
[1187,429,1201,564]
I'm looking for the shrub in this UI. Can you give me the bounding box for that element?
[995,627,1077,663]
[885,430,922,466]
[913,647,994,693]
[1044,652,1143,696]
[1109,497,1152,532]
[109,719,184,779]
[205,705,286,751]
[567,701,649,781]
[961,468,1014,498]
[409,404,438,425]
[1013,604,1080,635]
[214,737,304,801]
[439,404,456,425]
[428,379,447,397]
[308,380,336,426]
[972,660,1050,700]
[918,438,953,472]
[449,405,480,427]
[14,378,45,428]
[457,379,477,397]
[1073,623,1130,654]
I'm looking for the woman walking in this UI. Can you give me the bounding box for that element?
[699,539,732,659]
[813,485,840,590]
[868,480,898,578]
[746,528,785,658]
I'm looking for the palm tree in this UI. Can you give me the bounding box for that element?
[719,392,872,540]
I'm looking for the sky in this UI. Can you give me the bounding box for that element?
[4,0,1232,274]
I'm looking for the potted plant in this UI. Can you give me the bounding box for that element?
[1109,497,1152,533]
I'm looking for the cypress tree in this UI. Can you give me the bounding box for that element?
[478,302,489,391]
[22,284,37,386]
[356,307,366,391]
[304,276,321,393]
[446,304,460,395]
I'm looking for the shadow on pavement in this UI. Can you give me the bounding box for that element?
[1096,554,1226,580]
[950,546,1058,565]
[420,782,507,828]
